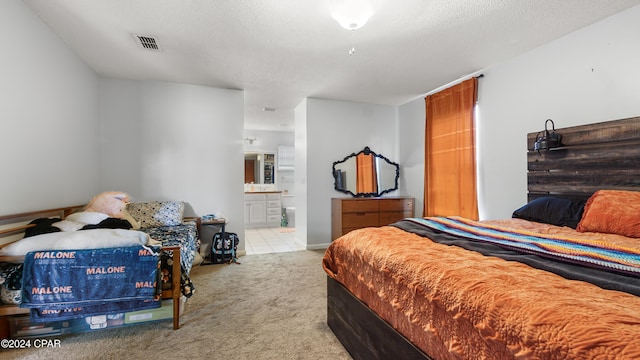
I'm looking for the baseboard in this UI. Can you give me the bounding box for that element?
[306,243,331,250]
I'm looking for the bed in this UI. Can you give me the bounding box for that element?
[0,200,199,334]
[322,116,640,359]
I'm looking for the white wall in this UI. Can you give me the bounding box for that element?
[479,5,640,219]
[304,98,398,248]
[399,5,640,221]
[6,0,640,250]
[294,100,308,245]
[0,0,101,215]
[100,79,246,249]
[0,1,248,253]
[398,99,425,217]
[243,130,294,154]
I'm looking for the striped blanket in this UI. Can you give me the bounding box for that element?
[408,217,640,276]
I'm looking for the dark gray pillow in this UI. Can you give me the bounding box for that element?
[512,197,585,229]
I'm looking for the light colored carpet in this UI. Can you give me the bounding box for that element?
[3,250,352,360]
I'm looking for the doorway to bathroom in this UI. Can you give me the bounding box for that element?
[243,130,301,255]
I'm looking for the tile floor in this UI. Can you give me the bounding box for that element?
[244,227,305,255]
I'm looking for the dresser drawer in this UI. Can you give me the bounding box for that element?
[342,212,378,228]
[244,193,266,201]
[379,199,414,212]
[267,207,281,215]
[379,211,410,225]
[332,197,415,241]
[342,200,379,213]
[266,200,281,208]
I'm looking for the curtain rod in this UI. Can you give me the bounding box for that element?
[422,72,485,98]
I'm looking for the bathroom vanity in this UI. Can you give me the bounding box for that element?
[244,191,282,228]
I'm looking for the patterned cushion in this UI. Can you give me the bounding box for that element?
[1,287,21,305]
[0,263,22,305]
[127,201,184,228]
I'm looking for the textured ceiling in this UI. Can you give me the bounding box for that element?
[23,0,640,131]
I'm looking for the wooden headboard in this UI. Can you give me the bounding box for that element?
[0,205,84,248]
[527,116,640,201]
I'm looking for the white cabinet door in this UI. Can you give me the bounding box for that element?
[247,201,266,224]
[277,146,294,170]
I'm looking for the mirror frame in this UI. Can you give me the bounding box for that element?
[332,146,400,198]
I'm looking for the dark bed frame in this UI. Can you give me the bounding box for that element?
[326,116,640,360]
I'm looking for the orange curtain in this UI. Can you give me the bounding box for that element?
[424,77,478,219]
[356,153,378,194]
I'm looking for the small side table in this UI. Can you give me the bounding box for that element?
[201,217,227,234]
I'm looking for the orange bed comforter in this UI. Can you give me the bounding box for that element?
[322,218,640,359]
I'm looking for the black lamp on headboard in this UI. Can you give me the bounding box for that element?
[534,119,562,153]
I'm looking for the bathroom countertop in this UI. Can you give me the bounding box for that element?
[244,191,282,194]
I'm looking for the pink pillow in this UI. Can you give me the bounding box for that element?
[576,190,640,238]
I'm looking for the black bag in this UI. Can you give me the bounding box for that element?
[210,232,239,264]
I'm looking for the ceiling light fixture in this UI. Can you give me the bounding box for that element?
[329,0,377,31]
[245,137,257,145]
[330,0,377,55]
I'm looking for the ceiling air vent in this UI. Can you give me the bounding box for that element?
[134,34,161,51]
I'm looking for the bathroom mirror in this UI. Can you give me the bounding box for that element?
[332,147,399,197]
[245,152,275,184]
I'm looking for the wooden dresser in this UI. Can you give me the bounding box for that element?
[331,197,415,240]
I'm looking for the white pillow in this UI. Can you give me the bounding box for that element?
[0,229,152,257]
[65,211,109,224]
[53,212,111,232]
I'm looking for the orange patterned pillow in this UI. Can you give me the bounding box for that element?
[576,190,640,238]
